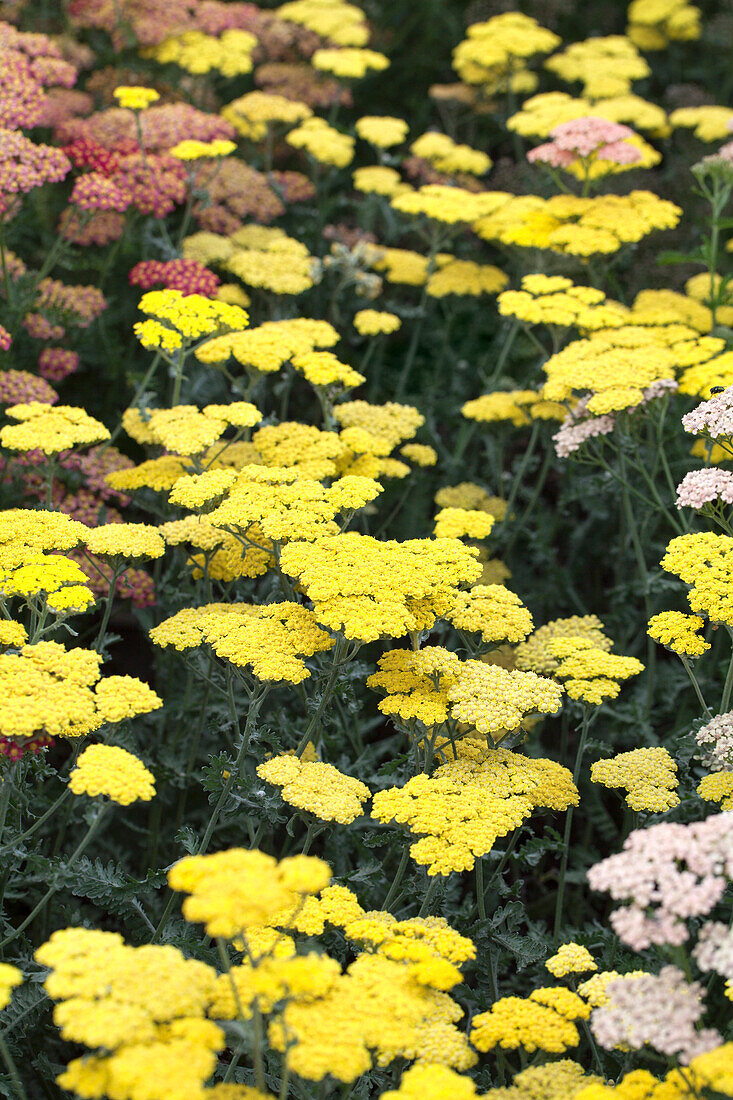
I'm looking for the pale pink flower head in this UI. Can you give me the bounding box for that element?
[552,396,615,458]
[695,712,733,772]
[682,385,733,439]
[591,967,720,1064]
[550,116,642,164]
[587,813,733,950]
[676,467,733,509]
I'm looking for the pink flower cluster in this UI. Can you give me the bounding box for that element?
[38,348,80,382]
[528,117,643,169]
[129,259,220,296]
[695,711,733,772]
[0,369,57,405]
[0,734,53,760]
[56,103,234,155]
[36,278,107,326]
[0,21,79,129]
[0,129,71,210]
[682,385,733,439]
[553,398,615,457]
[0,325,10,351]
[587,813,733,950]
[591,967,720,1064]
[71,172,130,212]
[694,921,733,982]
[676,467,733,509]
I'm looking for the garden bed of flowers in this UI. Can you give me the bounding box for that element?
[2,0,733,1097]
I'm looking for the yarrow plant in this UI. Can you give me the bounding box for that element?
[0,1,732,1098]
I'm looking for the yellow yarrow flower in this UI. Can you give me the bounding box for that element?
[257,756,370,824]
[356,115,408,148]
[546,943,597,978]
[353,309,401,336]
[1,404,109,454]
[112,86,160,110]
[0,963,22,1010]
[591,747,679,812]
[69,744,156,805]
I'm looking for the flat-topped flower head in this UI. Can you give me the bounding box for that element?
[1,404,109,454]
[150,602,334,683]
[168,847,330,938]
[356,116,408,148]
[84,523,165,561]
[69,744,155,805]
[546,943,597,978]
[113,86,160,111]
[591,747,679,812]
[648,610,709,657]
[447,585,533,645]
[257,756,370,823]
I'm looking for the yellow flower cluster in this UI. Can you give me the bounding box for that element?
[546,943,597,978]
[647,610,710,657]
[372,739,577,874]
[447,585,533,645]
[257,755,370,823]
[292,350,365,390]
[0,642,161,742]
[462,389,548,426]
[401,444,437,467]
[356,116,408,148]
[69,744,156,805]
[334,399,425,453]
[1,403,110,454]
[498,276,628,331]
[311,48,389,80]
[150,601,334,683]
[367,647,461,727]
[547,637,644,705]
[433,508,495,540]
[269,951,476,1081]
[354,309,401,336]
[380,1065,480,1100]
[0,552,95,615]
[393,185,498,226]
[427,261,508,299]
[279,533,481,642]
[112,86,159,110]
[225,231,317,296]
[0,620,27,648]
[287,118,355,167]
[452,13,560,92]
[196,314,338,374]
[661,532,733,628]
[221,91,312,141]
[474,191,681,257]
[435,484,507,518]
[0,963,22,1010]
[169,139,236,161]
[85,522,165,561]
[509,91,670,140]
[169,469,237,508]
[205,467,381,542]
[35,927,221,1100]
[591,747,679,812]
[168,847,331,938]
[410,132,491,177]
[575,1045,733,1098]
[470,987,590,1054]
[697,770,733,810]
[447,660,563,735]
[544,36,650,99]
[628,0,702,51]
[278,0,369,47]
[353,165,408,197]
[516,615,612,675]
[134,289,248,351]
[252,422,347,478]
[145,29,257,77]
[669,105,733,142]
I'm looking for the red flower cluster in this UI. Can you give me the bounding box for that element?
[129,259,220,296]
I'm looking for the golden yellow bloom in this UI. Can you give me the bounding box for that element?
[433,508,495,540]
[448,585,533,645]
[112,86,160,110]
[85,523,165,560]
[0,963,22,1010]
[1,404,110,454]
[311,48,389,79]
[169,139,237,160]
[356,115,408,148]
[287,118,355,167]
[698,770,733,810]
[648,610,709,657]
[411,132,491,176]
[471,987,589,1054]
[222,91,312,141]
[257,756,370,823]
[353,309,401,336]
[69,744,156,805]
[169,847,330,938]
[546,943,597,978]
[146,29,257,78]
[591,747,679,812]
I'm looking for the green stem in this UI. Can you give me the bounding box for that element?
[680,656,711,717]
[0,787,71,858]
[476,857,487,921]
[295,638,350,757]
[93,566,123,652]
[382,844,411,911]
[0,803,109,951]
[553,708,591,942]
[0,1032,26,1100]
[417,876,439,918]
[721,629,733,713]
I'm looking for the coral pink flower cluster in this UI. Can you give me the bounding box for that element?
[587,813,733,950]
[528,117,643,169]
[128,259,220,296]
[38,348,80,383]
